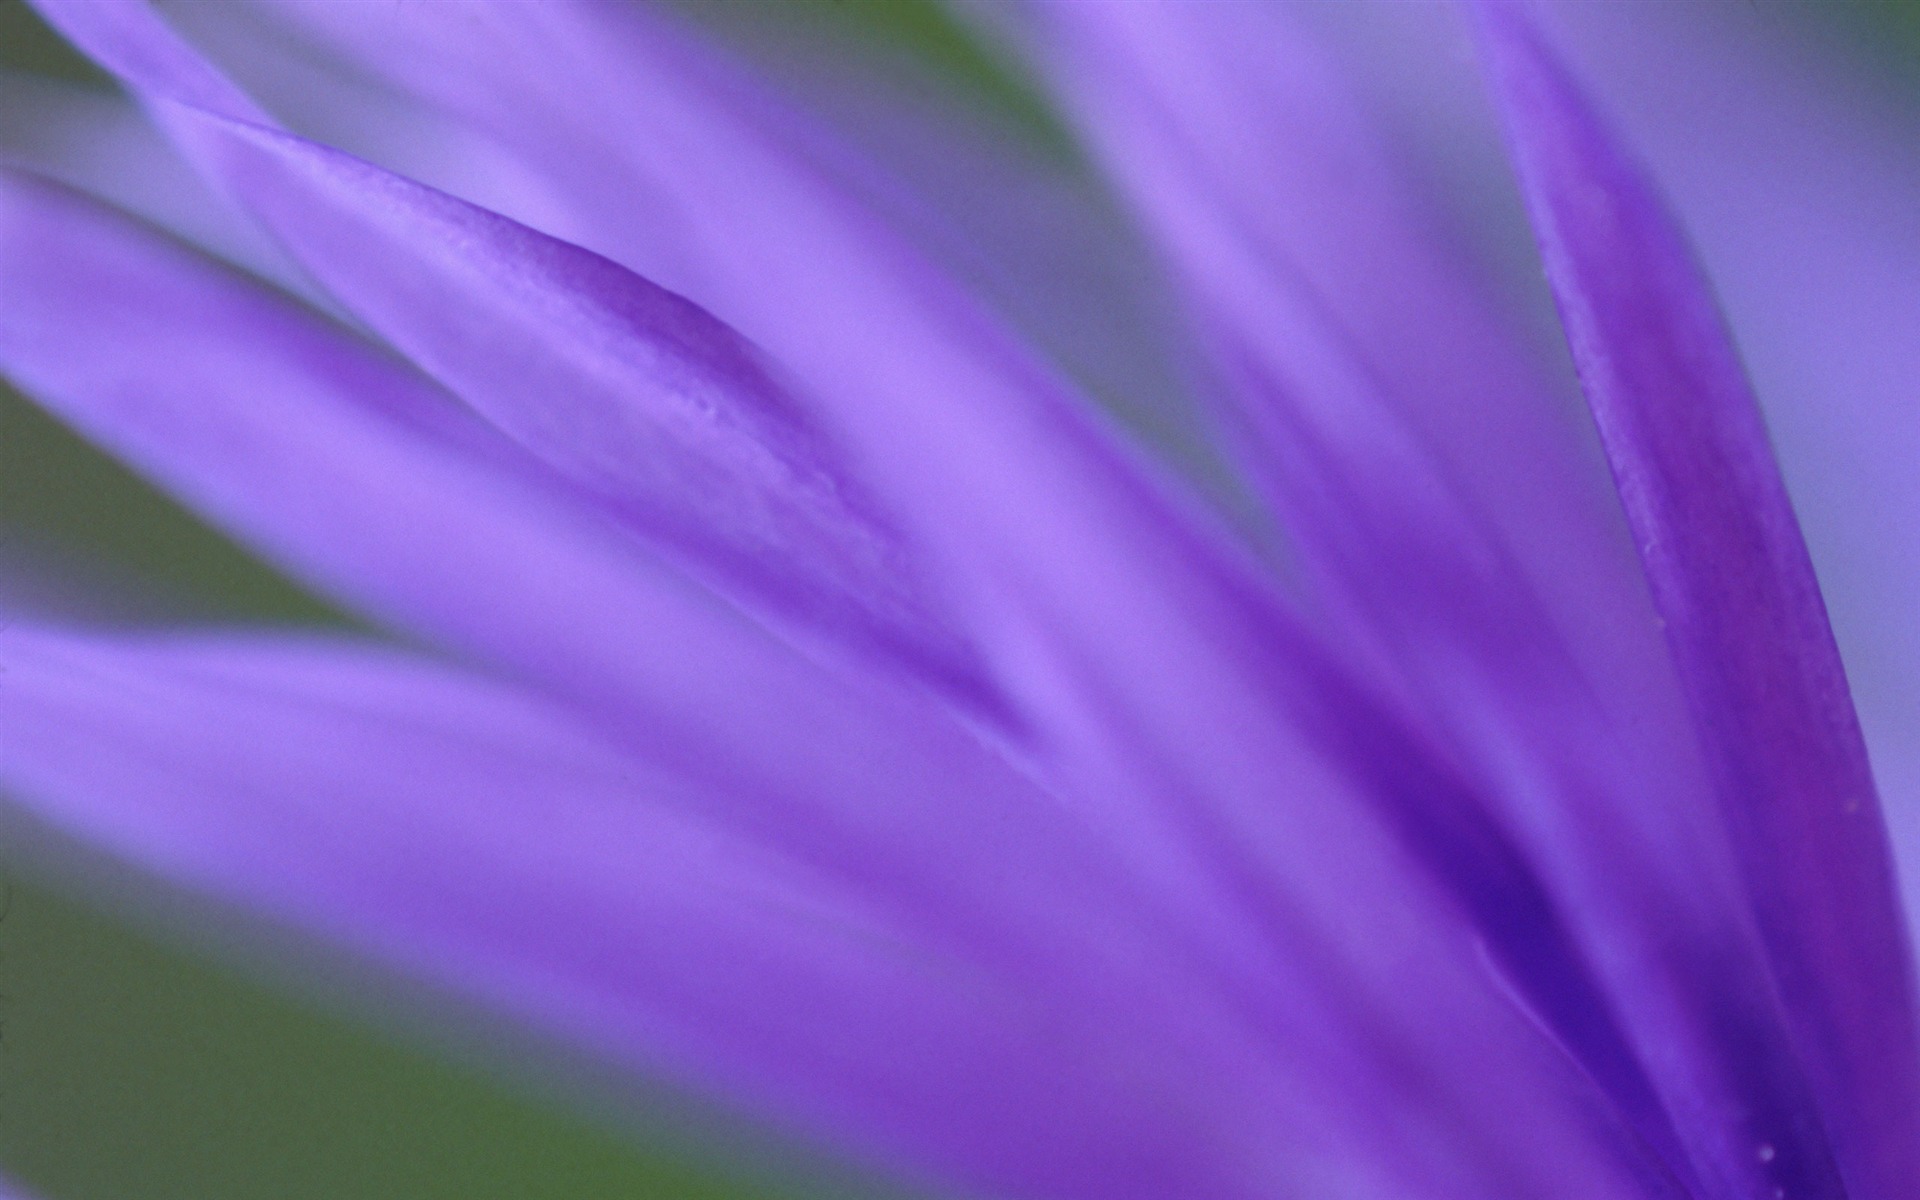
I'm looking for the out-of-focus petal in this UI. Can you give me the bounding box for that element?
[0,69,310,299]
[1,619,1678,1200]
[1010,0,1639,639]
[683,19,1226,493]
[1476,8,1920,1198]
[0,624,1291,1199]
[1003,0,1688,843]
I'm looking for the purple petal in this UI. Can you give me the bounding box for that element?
[163,8,1429,914]
[1476,7,1920,1197]
[26,0,991,711]
[1010,3,1689,853]
[174,0,1298,714]
[25,9,1707,1190]
[1020,4,1865,1194]
[16,5,1761,1193]
[0,619,1678,1199]
[0,167,1638,1200]
[2,160,1490,1186]
[1019,0,1641,647]
[679,18,1223,486]
[0,624,1294,1199]
[182,1,1499,857]
[1532,0,1920,933]
[0,168,1037,904]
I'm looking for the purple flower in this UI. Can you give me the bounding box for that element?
[0,1,1916,1197]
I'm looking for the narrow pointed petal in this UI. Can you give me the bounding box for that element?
[1476,8,1920,1196]
[25,0,989,709]
[1017,0,1640,645]
[1533,0,1920,925]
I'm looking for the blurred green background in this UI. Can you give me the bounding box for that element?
[0,0,1914,1198]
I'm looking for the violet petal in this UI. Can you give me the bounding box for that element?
[1476,7,1920,1197]
[0,624,1281,1199]
[0,169,1062,919]
[26,0,991,712]
[1025,3,1853,1193]
[1534,0,1920,929]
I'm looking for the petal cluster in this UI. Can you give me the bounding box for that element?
[0,2,1914,1199]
